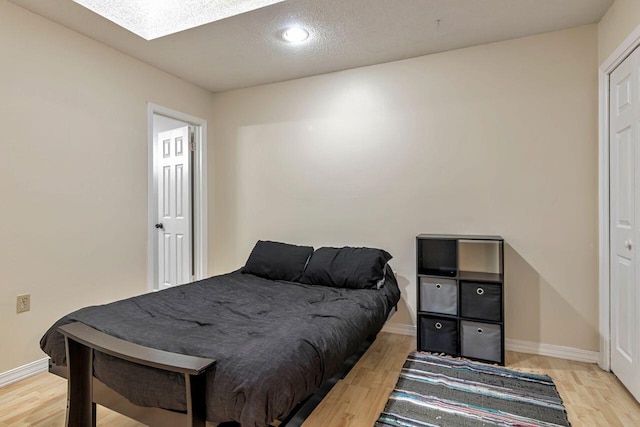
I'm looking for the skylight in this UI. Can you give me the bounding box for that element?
[72,0,286,40]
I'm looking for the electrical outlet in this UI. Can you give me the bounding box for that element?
[16,294,30,313]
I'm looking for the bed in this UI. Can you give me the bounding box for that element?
[41,243,400,427]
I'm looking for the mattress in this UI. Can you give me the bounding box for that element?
[41,269,400,426]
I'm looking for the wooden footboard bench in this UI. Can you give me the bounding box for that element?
[57,322,216,427]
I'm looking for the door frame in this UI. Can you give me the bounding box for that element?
[147,103,208,292]
[598,24,640,371]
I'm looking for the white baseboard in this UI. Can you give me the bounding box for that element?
[0,357,50,388]
[382,323,417,336]
[382,323,599,364]
[505,339,599,364]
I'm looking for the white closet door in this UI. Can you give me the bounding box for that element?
[610,45,640,402]
[157,126,192,290]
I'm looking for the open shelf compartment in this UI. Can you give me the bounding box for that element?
[458,239,503,281]
[417,238,457,277]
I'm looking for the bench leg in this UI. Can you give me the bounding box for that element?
[65,337,96,427]
[185,373,206,427]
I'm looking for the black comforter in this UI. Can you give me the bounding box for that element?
[41,269,400,426]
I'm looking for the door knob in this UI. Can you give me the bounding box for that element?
[625,240,633,250]
[155,223,164,230]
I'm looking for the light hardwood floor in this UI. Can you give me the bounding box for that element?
[1,332,639,426]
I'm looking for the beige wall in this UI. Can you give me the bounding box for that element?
[598,0,640,65]
[0,1,215,372]
[211,25,600,351]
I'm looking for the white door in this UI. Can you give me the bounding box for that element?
[157,126,192,289]
[610,45,640,402]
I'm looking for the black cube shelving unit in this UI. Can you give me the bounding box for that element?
[416,234,505,365]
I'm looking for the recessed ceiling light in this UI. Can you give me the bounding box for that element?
[281,26,310,43]
[71,0,286,40]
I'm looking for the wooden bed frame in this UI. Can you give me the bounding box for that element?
[53,307,395,427]
[57,322,214,427]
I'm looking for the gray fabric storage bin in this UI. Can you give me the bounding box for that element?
[420,277,457,315]
[460,281,502,321]
[461,320,502,363]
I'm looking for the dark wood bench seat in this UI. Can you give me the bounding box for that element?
[57,322,216,427]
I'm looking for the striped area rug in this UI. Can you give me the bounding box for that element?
[375,352,571,427]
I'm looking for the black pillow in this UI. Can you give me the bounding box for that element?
[243,240,314,282]
[300,247,393,289]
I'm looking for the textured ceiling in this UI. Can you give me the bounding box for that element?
[9,0,613,93]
